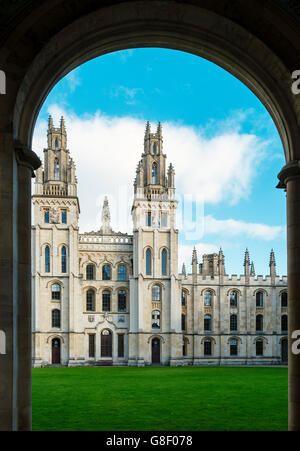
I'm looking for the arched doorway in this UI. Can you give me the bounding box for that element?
[101,330,112,358]
[51,338,61,364]
[281,338,288,364]
[152,337,161,364]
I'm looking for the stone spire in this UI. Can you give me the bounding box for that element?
[270,249,276,282]
[182,263,186,278]
[218,247,225,276]
[48,114,53,130]
[250,261,255,277]
[100,196,112,234]
[145,121,150,139]
[244,248,250,277]
[192,247,198,283]
[157,121,162,136]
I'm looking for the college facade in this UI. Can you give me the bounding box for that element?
[32,117,288,367]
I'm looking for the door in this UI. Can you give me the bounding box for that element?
[152,338,160,364]
[52,338,61,364]
[101,330,112,357]
[281,338,288,363]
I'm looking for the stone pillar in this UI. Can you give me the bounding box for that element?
[277,161,300,431]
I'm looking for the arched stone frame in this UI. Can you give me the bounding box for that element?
[201,288,215,307]
[279,289,288,308]
[58,243,68,274]
[41,243,52,274]
[100,328,113,359]
[254,288,268,308]
[3,0,300,432]
[181,287,189,307]
[84,260,97,281]
[100,287,113,313]
[116,286,128,313]
[148,281,165,304]
[116,261,130,281]
[83,286,97,313]
[255,313,264,333]
[101,262,112,281]
[201,335,216,357]
[47,279,63,302]
[253,336,268,357]
[144,246,153,276]
[227,288,241,308]
[227,335,242,357]
[159,246,168,276]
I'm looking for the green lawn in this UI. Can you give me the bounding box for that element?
[32,366,288,431]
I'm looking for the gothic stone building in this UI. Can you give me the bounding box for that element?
[32,117,288,367]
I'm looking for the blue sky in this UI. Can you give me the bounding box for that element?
[32,48,287,276]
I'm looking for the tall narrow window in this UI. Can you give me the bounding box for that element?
[52,309,60,328]
[153,143,157,155]
[102,265,111,280]
[152,163,158,184]
[204,314,212,331]
[230,338,238,356]
[118,334,124,357]
[86,289,95,311]
[161,249,167,275]
[230,314,238,332]
[86,264,95,280]
[181,291,186,306]
[161,213,167,227]
[152,285,161,302]
[281,292,288,308]
[54,138,59,149]
[146,212,151,226]
[230,291,238,307]
[54,158,60,181]
[256,314,263,332]
[118,290,127,312]
[88,334,95,358]
[281,314,288,332]
[256,340,263,356]
[181,313,186,331]
[102,290,111,311]
[146,249,151,275]
[61,246,67,273]
[44,209,50,223]
[152,310,160,329]
[118,265,127,281]
[45,246,50,273]
[61,210,67,224]
[51,283,61,300]
[256,291,263,307]
[204,339,212,356]
[204,291,212,306]
[182,338,187,356]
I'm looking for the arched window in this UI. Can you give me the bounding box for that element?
[86,289,95,311]
[204,339,212,356]
[161,249,167,275]
[146,249,151,275]
[61,246,67,273]
[256,291,264,307]
[54,158,60,180]
[204,291,212,306]
[45,246,50,273]
[52,309,60,328]
[152,163,158,184]
[256,340,263,356]
[153,142,157,155]
[204,314,212,332]
[118,290,126,312]
[101,329,112,357]
[230,314,238,332]
[86,264,95,280]
[118,264,127,281]
[230,291,238,307]
[281,314,288,332]
[102,264,111,280]
[44,209,49,223]
[51,283,61,300]
[152,310,160,329]
[182,337,188,356]
[54,138,59,149]
[181,290,186,306]
[102,290,111,311]
[256,314,263,332]
[281,292,288,308]
[181,313,186,331]
[152,285,161,302]
[230,338,238,356]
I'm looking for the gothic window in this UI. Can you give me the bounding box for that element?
[146,249,151,275]
[102,290,111,311]
[181,313,186,331]
[152,163,158,184]
[230,291,238,307]
[152,285,161,302]
[181,290,186,306]
[281,314,288,332]
[118,334,125,357]
[86,264,95,280]
[54,158,60,181]
[230,314,238,332]
[204,339,212,356]
[51,283,61,300]
[230,338,238,356]
[161,249,167,275]
[204,314,212,332]
[88,334,95,358]
[118,290,127,312]
[256,291,264,307]
[146,212,151,226]
[45,246,50,273]
[86,289,95,311]
[102,264,111,280]
[118,265,127,281]
[256,340,263,356]
[153,142,157,155]
[61,246,67,273]
[54,138,59,149]
[44,209,49,223]
[256,314,263,332]
[281,292,288,308]
[204,291,212,306]
[61,210,67,224]
[152,310,160,329]
[52,309,60,328]
[182,338,188,356]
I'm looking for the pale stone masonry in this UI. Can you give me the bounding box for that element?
[32,117,288,367]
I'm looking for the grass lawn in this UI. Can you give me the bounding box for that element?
[32,366,287,431]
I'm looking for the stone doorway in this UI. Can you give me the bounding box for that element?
[51,338,61,364]
[152,338,161,364]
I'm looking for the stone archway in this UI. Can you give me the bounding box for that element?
[0,0,300,431]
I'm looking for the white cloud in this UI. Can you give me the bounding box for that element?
[32,107,277,237]
[110,86,144,104]
[65,70,81,92]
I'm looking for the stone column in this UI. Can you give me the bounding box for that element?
[278,161,300,431]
